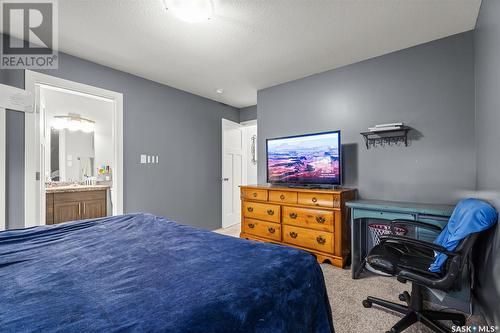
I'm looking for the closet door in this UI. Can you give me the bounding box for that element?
[0,107,5,230]
[0,83,34,229]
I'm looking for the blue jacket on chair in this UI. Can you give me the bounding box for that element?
[429,198,498,272]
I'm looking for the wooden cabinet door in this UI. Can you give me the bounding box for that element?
[46,193,54,225]
[54,201,81,224]
[82,199,106,219]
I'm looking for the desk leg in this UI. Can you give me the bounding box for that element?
[351,215,360,279]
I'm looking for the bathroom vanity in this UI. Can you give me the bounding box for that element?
[46,185,108,224]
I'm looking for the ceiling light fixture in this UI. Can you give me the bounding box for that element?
[52,114,95,133]
[216,88,224,94]
[163,0,214,23]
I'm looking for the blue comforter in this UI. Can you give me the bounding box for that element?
[0,213,334,333]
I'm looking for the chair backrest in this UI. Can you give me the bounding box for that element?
[430,232,478,291]
[430,198,497,272]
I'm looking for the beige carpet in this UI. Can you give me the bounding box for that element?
[214,224,485,332]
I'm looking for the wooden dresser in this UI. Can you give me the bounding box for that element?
[239,185,356,268]
[46,187,107,225]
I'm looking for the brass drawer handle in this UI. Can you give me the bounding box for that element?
[248,223,255,229]
[253,192,258,197]
[316,216,326,224]
[280,194,285,200]
[289,231,298,238]
[268,227,275,234]
[267,209,274,216]
[247,207,254,212]
[316,236,326,245]
[289,212,298,219]
[312,197,318,203]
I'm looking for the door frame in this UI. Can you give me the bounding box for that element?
[24,71,123,227]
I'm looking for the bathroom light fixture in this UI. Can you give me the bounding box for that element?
[163,0,214,23]
[53,114,95,133]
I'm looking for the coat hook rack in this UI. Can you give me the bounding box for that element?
[360,126,411,149]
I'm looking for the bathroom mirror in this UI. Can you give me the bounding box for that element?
[49,128,95,182]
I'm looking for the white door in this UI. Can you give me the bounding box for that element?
[222,119,244,228]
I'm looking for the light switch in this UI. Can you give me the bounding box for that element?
[147,155,151,163]
[155,155,159,164]
[140,154,147,164]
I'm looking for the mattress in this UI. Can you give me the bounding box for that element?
[0,213,334,333]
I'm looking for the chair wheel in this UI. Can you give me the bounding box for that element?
[398,291,410,304]
[362,299,372,308]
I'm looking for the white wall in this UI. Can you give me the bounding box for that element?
[242,123,257,185]
[61,129,94,182]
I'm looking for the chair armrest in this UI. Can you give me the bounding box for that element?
[390,219,443,232]
[379,234,459,257]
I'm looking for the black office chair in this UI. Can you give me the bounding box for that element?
[361,219,478,333]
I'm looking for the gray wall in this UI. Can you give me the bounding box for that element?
[257,32,476,204]
[473,0,500,324]
[239,105,257,122]
[0,42,240,230]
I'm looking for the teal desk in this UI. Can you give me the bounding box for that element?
[346,200,471,313]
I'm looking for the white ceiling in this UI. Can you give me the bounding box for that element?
[53,0,481,108]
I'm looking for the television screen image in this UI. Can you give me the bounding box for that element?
[267,131,341,185]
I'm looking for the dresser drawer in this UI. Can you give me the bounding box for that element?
[241,188,268,201]
[298,192,334,208]
[269,190,297,204]
[242,201,280,223]
[242,218,281,242]
[283,225,334,253]
[283,206,334,232]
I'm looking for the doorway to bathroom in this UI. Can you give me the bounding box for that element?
[24,71,123,227]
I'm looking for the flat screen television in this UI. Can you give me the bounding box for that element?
[266,130,341,186]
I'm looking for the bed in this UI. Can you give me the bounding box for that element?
[0,213,334,332]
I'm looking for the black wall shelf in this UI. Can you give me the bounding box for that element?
[360,126,411,149]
